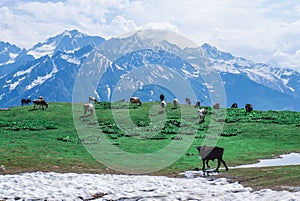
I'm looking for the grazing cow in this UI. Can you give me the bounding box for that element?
[160,100,167,113]
[130,97,142,106]
[245,104,253,112]
[89,96,98,103]
[197,108,207,123]
[194,100,201,108]
[197,145,228,172]
[84,103,94,116]
[213,103,220,109]
[173,98,178,109]
[231,103,238,108]
[33,99,48,109]
[0,165,5,173]
[185,98,191,105]
[21,98,31,106]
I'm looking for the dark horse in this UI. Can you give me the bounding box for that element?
[21,98,31,106]
[33,99,48,109]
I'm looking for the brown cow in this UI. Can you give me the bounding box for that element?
[33,99,48,109]
[213,103,220,109]
[185,98,191,105]
[130,97,142,106]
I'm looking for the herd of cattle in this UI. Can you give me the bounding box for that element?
[20,95,253,173]
[21,95,253,119]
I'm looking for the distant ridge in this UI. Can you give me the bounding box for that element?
[0,30,299,111]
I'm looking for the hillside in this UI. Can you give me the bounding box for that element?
[0,102,299,191]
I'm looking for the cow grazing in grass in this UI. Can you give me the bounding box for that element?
[0,165,5,172]
[84,103,94,116]
[160,100,167,113]
[185,98,191,105]
[130,97,142,106]
[197,145,228,172]
[89,96,98,103]
[21,98,31,106]
[245,104,253,112]
[33,99,48,110]
[213,103,220,109]
[194,100,202,108]
[173,98,178,109]
[231,103,238,108]
[197,108,207,123]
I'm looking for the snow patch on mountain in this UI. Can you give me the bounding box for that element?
[61,54,80,65]
[13,64,38,77]
[28,42,56,59]
[5,53,18,65]
[26,65,58,90]
[9,77,26,91]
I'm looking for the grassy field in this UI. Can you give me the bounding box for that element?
[0,102,299,191]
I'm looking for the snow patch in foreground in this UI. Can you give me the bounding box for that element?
[0,172,299,200]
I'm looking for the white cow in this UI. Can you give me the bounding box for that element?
[84,103,94,116]
[173,99,178,109]
[197,108,207,123]
[160,100,167,113]
[89,96,98,103]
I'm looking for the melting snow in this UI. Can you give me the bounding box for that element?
[0,172,299,200]
[232,153,300,168]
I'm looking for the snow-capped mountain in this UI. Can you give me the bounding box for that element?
[0,41,22,66]
[28,30,104,59]
[0,42,35,76]
[0,30,299,111]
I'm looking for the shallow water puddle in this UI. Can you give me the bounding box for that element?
[232,152,300,169]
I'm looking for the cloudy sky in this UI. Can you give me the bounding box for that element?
[1,0,300,71]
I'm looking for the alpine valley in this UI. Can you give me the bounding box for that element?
[1,30,300,111]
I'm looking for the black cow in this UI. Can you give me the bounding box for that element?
[197,145,228,172]
[245,104,253,112]
[160,94,165,102]
[231,103,238,108]
[21,98,31,106]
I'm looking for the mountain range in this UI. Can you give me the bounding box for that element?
[1,29,300,111]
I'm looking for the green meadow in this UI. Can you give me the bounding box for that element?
[0,102,299,191]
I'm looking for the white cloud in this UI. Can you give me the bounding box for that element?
[0,0,300,71]
[273,49,300,69]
